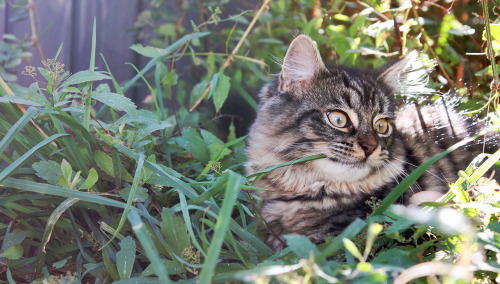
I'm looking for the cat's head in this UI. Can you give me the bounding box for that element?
[252,35,429,182]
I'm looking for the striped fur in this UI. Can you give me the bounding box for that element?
[246,35,496,251]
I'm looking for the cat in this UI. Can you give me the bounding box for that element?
[245,34,497,251]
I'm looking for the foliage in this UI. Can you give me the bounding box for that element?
[0,34,32,82]
[0,0,34,82]
[0,0,500,283]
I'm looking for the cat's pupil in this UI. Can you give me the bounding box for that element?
[335,116,343,125]
[374,119,388,133]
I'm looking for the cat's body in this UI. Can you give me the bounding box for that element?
[246,35,494,250]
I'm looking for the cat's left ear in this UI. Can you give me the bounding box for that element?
[378,51,434,95]
[279,35,327,94]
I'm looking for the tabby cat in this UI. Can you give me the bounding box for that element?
[246,35,495,251]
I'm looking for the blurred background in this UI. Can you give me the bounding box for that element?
[0,0,498,136]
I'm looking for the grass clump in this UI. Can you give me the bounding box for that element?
[0,0,500,283]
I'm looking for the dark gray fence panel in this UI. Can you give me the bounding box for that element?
[1,0,143,100]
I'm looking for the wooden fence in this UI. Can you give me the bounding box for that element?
[0,0,148,103]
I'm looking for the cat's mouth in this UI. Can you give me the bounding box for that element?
[326,156,367,167]
[326,155,385,167]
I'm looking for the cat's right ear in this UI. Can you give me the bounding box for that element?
[377,51,434,95]
[279,35,327,94]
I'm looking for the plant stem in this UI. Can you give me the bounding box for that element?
[482,0,500,86]
[28,0,45,62]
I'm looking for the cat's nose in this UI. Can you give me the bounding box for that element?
[358,135,377,157]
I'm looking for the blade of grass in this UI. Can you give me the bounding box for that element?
[128,210,171,283]
[83,18,97,131]
[461,148,500,186]
[34,197,80,273]
[114,143,199,198]
[246,154,325,180]
[188,174,227,206]
[198,171,245,284]
[53,111,100,148]
[154,63,166,121]
[0,178,159,224]
[102,155,144,248]
[66,209,96,263]
[116,142,273,254]
[111,147,122,187]
[0,133,67,183]
[0,107,37,156]
[100,54,120,121]
[178,191,206,256]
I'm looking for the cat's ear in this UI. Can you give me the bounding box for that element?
[378,51,434,95]
[279,35,327,94]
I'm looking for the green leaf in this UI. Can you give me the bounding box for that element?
[173,130,210,164]
[130,44,171,58]
[160,208,191,258]
[284,234,319,259]
[198,171,245,284]
[104,155,145,247]
[128,211,171,283]
[210,73,231,112]
[60,159,72,180]
[0,244,22,260]
[201,129,231,160]
[0,231,27,255]
[94,150,133,183]
[119,186,148,202]
[0,95,44,106]
[342,238,363,261]
[62,71,110,87]
[116,236,136,279]
[91,92,138,116]
[162,69,178,86]
[349,14,368,37]
[33,160,62,185]
[52,256,71,269]
[489,23,500,40]
[122,32,210,93]
[142,259,186,276]
[79,168,98,190]
[6,268,15,284]
[102,247,120,281]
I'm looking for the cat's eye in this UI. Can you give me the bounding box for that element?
[327,111,348,128]
[374,118,389,134]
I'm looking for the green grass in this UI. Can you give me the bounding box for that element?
[0,0,500,283]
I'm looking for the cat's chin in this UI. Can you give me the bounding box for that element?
[314,159,374,182]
